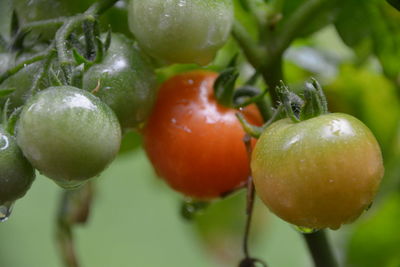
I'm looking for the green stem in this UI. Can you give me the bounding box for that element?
[19,17,66,33]
[272,0,329,57]
[303,230,338,267]
[261,57,284,105]
[0,49,51,84]
[55,14,95,83]
[56,183,94,267]
[85,0,120,15]
[232,20,266,70]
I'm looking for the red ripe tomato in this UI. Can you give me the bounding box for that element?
[143,71,262,199]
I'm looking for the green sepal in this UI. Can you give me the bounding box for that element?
[277,81,300,122]
[5,106,22,135]
[213,67,239,108]
[310,78,328,113]
[71,65,84,89]
[0,88,15,98]
[236,112,264,138]
[11,10,20,38]
[72,48,92,66]
[104,27,112,52]
[236,104,284,139]
[233,85,265,108]
[299,79,329,121]
[83,20,96,60]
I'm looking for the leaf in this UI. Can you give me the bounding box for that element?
[278,0,342,38]
[0,88,14,97]
[387,0,400,11]
[347,193,400,267]
[335,0,400,83]
[11,10,19,38]
[213,67,239,108]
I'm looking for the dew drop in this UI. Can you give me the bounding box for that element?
[0,201,14,222]
[293,225,319,234]
[365,202,373,211]
[54,179,86,190]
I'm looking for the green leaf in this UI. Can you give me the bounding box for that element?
[387,0,400,11]
[347,192,400,267]
[0,88,14,97]
[118,130,142,154]
[278,0,341,38]
[335,0,400,83]
[213,67,239,108]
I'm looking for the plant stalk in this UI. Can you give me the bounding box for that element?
[303,230,338,267]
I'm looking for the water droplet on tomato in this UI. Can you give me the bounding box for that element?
[54,179,86,190]
[0,201,14,222]
[293,225,318,234]
[365,202,373,211]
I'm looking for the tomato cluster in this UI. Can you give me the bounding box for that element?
[0,0,384,238]
[0,0,236,214]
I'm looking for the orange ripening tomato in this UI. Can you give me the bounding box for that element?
[143,71,262,199]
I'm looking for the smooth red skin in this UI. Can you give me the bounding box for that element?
[144,71,261,199]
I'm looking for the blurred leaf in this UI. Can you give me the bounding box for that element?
[335,0,400,83]
[387,0,400,11]
[347,192,400,267]
[118,130,142,154]
[193,192,269,266]
[0,88,15,97]
[325,64,400,156]
[278,0,342,38]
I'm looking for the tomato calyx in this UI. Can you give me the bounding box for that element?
[278,78,329,123]
[213,56,269,117]
[236,78,330,138]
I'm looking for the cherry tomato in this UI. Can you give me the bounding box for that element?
[128,0,234,65]
[251,113,384,230]
[0,126,35,204]
[143,71,262,199]
[16,86,121,187]
[83,33,157,130]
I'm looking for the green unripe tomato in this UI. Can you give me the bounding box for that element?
[83,33,157,130]
[0,126,35,204]
[17,86,121,186]
[251,113,384,230]
[128,0,234,65]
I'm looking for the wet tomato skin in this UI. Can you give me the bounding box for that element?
[143,71,262,199]
[0,126,35,204]
[83,33,157,130]
[251,113,384,230]
[16,86,121,184]
[128,0,234,65]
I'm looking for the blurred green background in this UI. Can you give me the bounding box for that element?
[1,0,400,266]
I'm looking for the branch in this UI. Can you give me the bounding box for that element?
[232,20,266,70]
[56,183,94,267]
[0,48,53,84]
[303,230,338,267]
[273,0,329,57]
